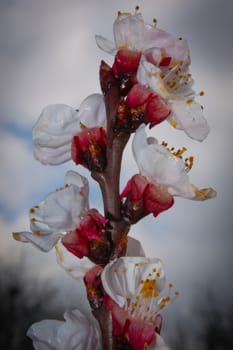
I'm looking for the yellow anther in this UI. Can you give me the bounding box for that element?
[140,279,158,299]
[12,232,21,241]
[194,187,217,200]
[54,245,64,262]
[131,302,136,309]
[185,156,194,170]
[122,268,127,273]
[29,208,35,214]
[34,230,41,236]
[186,98,193,104]
[169,118,177,128]
[199,91,205,96]
[171,60,180,67]
[113,267,118,273]
[175,291,180,296]
[169,283,174,289]
[66,268,73,272]
[156,272,161,278]
[31,218,37,223]
[174,147,187,158]
[135,5,140,11]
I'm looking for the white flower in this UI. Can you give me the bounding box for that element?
[133,126,216,200]
[102,256,166,309]
[33,94,106,165]
[101,256,173,350]
[27,309,101,350]
[137,56,209,141]
[96,10,190,64]
[13,170,89,251]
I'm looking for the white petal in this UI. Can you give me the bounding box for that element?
[57,310,101,350]
[65,170,89,190]
[132,126,195,198]
[30,171,89,233]
[95,35,116,54]
[101,257,165,307]
[114,12,145,50]
[27,309,101,350]
[13,231,62,252]
[144,24,190,64]
[147,333,171,350]
[137,59,171,99]
[27,320,62,350]
[33,143,72,165]
[169,100,210,141]
[33,104,80,165]
[79,93,106,128]
[55,242,95,279]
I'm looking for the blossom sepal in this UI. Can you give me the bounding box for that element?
[126,84,171,128]
[62,209,111,265]
[71,127,107,171]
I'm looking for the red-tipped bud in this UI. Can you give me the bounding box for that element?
[121,174,174,223]
[126,84,170,128]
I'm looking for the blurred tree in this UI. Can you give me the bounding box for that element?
[168,286,233,350]
[0,259,60,350]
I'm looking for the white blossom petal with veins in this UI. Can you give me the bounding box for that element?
[27,309,101,350]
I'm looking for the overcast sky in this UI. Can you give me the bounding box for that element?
[0,0,233,322]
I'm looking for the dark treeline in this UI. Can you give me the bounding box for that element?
[168,287,233,350]
[0,259,61,350]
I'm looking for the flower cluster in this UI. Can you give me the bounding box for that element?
[13,7,216,350]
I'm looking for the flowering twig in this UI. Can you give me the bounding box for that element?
[13,7,216,350]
